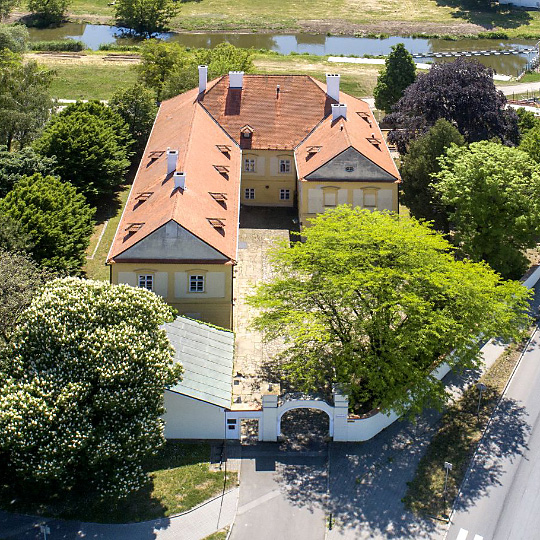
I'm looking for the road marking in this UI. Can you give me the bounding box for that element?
[455,529,483,540]
[236,489,281,515]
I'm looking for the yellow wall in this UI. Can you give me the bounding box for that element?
[241,149,296,207]
[298,181,399,228]
[111,262,234,329]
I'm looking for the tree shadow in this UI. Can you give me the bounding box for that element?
[433,0,532,30]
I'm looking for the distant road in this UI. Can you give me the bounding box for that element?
[497,81,540,96]
[445,327,540,540]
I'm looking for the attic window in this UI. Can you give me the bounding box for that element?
[216,144,231,154]
[208,218,226,229]
[135,191,153,202]
[148,150,165,158]
[356,112,372,125]
[345,165,355,173]
[209,192,228,202]
[306,146,322,154]
[367,135,382,149]
[214,165,230,175]
[125,222,144,233]
[241,125,254,139]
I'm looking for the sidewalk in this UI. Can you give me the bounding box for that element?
[0,488,239,540]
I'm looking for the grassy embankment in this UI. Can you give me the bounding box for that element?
[403,331,532,519]
[0,441,237,523]
[61,0,540,38]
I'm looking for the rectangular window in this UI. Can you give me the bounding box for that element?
[279,159,291,173]
[244,158,255,172]
[244,188,255,200]
[138,274,153,291]
[189,275,205,293]
[280,189,290,200]
[324,191,337,207]
[364,192,377,210]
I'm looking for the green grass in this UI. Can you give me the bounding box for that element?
[403,332,530,518]
[0,441,237,523]
[48,60,137,100]
[84,181,132,281]
[203,528,230,540]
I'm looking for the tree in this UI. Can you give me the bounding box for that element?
[0,145,57,198]
[0,49,54,150]
[115,0,178,37]
[400,119,465,233]
[0,0,18,20]
[34,110,131,202]
[373,43,416,113]
[0,174,94,273]
[385,58,519,154]
[0,249,52,344]
[519,124,540,164]
[435,141,540,279]
[249,207,529,416]
[0,24,29,52]
[515,107,540,138]
[0,212,34,253]
[27,0,71,26]
[110,84,158,155]
[0,277,182,497]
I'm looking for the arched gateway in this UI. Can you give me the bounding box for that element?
[277,399,335,438]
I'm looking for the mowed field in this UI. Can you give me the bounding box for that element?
[65,0,540,37]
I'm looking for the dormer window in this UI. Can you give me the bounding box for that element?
[241,125,254,139]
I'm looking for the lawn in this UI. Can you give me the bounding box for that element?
[0,441,237,523]
[64,0,540,38]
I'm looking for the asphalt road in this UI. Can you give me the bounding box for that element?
[445,327,540,540]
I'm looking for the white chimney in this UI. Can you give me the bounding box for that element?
[229,71,244,89]
[331,103,347,121]
[198,65,207,94]
[326,73,340,102]
[167,148,178,175]
[173,172,186,191]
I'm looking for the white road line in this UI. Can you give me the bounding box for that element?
[456,529,469,540]
[473,535,484,540]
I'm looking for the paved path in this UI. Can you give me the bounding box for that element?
[497,81,540,95]
[230,444,327,540]
[445,327,540,540]
[0,488,238,540]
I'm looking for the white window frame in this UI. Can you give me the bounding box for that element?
[189,274,205,293]
[138,274,154,291]
[245,188,255,200]
[280,189,290,200]
[279,159,291,174]
[244,158,255,173]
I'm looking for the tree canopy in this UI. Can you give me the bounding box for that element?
[249,207,530,416]
[0,24,29,52]
[373,43,416,113]
[0,174,94,273]
[435,141,540,279]
[0,145,57,198]
[0,0,18,20]
[0,211,35,253]
[0,49,54,150]
[115,0,179,37]
[110,84,158,155]
[34,108,131,202]
[27,0,71,26]
[386,58,519,154]
[0,277,182,497]
[399,119,465,233]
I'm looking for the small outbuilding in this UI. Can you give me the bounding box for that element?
[163,317,234,439]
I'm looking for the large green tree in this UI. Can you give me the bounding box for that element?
[110,84,157,155]
[400,119,465,233]
[0,49,54,150]
[0,277,182,497]
[34,110,131,202]
[0,145,57,198]
[435,141,540,279]
[0,0,18,20]
[27,0,71,26]
[373,43,416,113]
[115,0,179,37]
[0,24,29,52]
[0,211,34,253]
[0,174,94,273]
[249,207,529,415]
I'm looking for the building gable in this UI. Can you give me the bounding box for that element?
[305,147,397,182]
[114,220,228,261]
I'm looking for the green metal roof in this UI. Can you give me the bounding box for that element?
[164,317,234,409]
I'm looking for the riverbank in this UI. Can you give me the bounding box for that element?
[9,0,540,40]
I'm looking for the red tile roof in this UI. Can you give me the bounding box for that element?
[107,84,241,263]
[200,74,334,150]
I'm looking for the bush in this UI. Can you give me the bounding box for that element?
[98,43,141,51]
[0,24,29,52]
[28,39,85,51]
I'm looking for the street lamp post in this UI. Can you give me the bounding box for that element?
[443,461,453,509]
[476,382,487,419]
[40,525,50,540]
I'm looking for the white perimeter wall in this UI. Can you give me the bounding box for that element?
[164,390,226,439]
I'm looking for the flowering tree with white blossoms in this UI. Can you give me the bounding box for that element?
[0,277,182,498]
